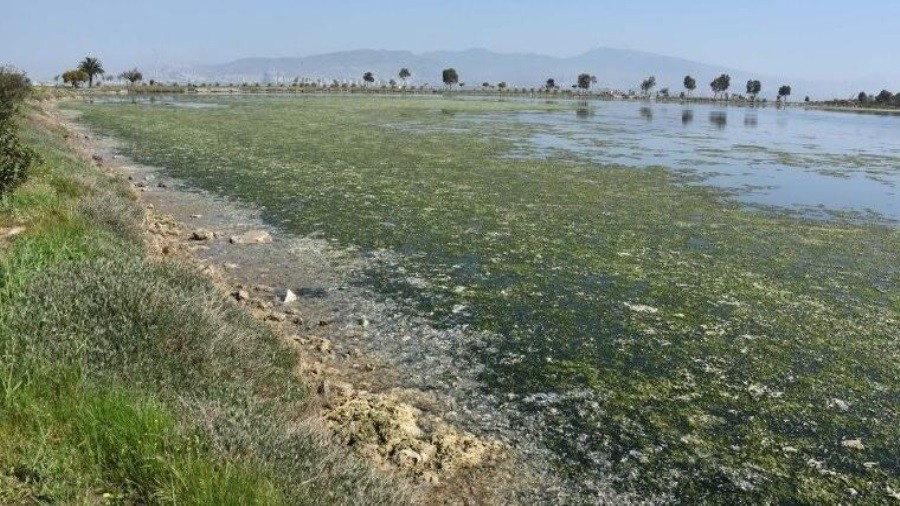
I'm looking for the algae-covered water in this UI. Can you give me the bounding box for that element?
[69,96,899,503]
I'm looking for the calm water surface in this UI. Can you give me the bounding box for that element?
[472,100,900,220]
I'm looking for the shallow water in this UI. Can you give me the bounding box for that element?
[466,101,900,221]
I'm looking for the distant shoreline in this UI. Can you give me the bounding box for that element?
[805,105,900,116]
[39,85,813,110]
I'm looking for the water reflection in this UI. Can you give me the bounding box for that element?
[506,101,900,220]
[709,111,727,130]
[640,106,653,122]
[744,112,758,128]
[575,101,595,119]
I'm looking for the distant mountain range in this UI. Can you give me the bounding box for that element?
[148,48,861,100]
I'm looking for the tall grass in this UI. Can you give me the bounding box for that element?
[0,110,410,504]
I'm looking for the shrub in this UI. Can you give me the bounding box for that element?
[0,66,31,123]
[0,123,39,195]
[0,66,39,195]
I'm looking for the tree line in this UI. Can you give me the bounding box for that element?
[59,56,143,88]
[855,89,900,108]
[56,55,799,102]
[356,69,793,101]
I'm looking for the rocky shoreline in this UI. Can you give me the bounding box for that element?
[38,100,559,504]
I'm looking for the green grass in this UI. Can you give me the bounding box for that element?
[0,111,409,504]
[68,95,900,503]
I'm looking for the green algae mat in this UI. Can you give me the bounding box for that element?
[69,96,900,503]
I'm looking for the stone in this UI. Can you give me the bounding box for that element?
[267,312,287,322]
[229,230,273,245]
[394,448,423,469]
[190,229,215,241]
[282,289,298,305]
[233,289,250,301]
[313,338,333,353]
[624,302,660,314]
[842,439,865,451]
[829,398,850,412]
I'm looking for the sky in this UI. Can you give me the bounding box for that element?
[3,0,899,88]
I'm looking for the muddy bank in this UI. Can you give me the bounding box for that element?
[40,101,582,504]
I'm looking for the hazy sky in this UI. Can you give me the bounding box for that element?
[4,0,899,85]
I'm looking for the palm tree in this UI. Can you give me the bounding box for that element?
[398,68,411,85]
[78,57,104,87]
[120,68,143,86]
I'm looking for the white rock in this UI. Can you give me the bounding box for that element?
[229,230,273,245]
[828,398,850,412]
[282,289,298,305]
[624,302,660,314]
[842,439,865,451]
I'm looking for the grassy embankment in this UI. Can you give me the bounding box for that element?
[0,109,409,504]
